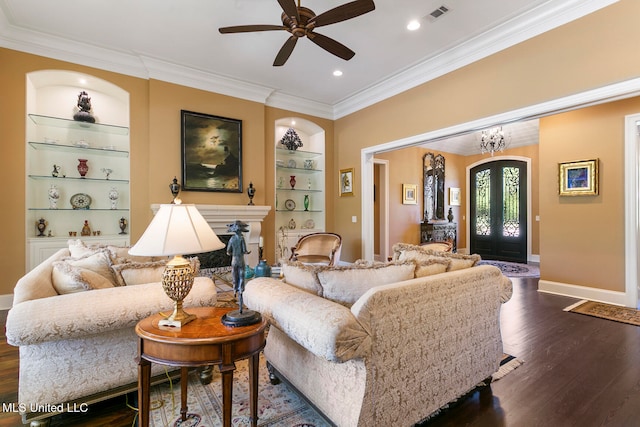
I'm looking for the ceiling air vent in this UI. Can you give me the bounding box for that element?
[428,5,450,21]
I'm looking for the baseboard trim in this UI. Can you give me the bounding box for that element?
[538,280,628,306]
[529,254,540,263]
[0,294,13,310]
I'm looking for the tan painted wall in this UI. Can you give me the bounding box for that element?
[539,97,640,292]
[332,0,639,294]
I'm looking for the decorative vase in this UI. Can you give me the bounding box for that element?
[77,159,89,178]
[169,176,181,202]
[51,164,60,177]
[289,175,296,189]
[36,218,47,237]
[278,176,284,188]
[254,259,272,278]
[448,207,454,223]
[304,194,310,211]
[48,185,59,209]
[288,218,296,229]
[247,182,255,205]
[109,187,119,209]
[119,217,128,235]
[81,220,91,236]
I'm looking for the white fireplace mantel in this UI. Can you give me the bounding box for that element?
[150,204,271,267]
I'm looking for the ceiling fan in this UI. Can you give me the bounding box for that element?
[218,0,375,66]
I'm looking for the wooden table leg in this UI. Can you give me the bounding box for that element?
[249,353,260,427]
[138,357,151,427]
[180,366,189,421]
[219,363,235,427]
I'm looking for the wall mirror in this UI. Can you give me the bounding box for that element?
[423,152,445,221]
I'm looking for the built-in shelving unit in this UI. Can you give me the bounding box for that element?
[25,70,130,269]
[274,119,326,261]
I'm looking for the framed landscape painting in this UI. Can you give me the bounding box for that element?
[181,110,242,192]
[558,159,598,196]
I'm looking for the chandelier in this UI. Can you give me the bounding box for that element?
[479,126,508,156]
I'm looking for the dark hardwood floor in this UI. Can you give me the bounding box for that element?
[2,277,640,426]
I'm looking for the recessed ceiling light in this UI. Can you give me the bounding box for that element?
[79,78,87,85]
[333,70,343,77]
[407,20,421,31]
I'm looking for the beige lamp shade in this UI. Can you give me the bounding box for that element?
[129,203,225,257]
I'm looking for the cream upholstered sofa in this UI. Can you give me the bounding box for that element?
[5,240,217,426]
[244,244,512,427]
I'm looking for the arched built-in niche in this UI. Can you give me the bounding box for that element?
[26,70,130,269]
[274,117,325,261]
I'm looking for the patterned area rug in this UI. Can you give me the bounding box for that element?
[564,300,640,326]
[148,353,521,427]
[477,260,540,278]
[149,354,330,427]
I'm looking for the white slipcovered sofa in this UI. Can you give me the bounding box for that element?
[244,244,512,427]
[5,241,217,426]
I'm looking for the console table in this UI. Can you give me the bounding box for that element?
[420,222,457,252]
[136,306,267,427]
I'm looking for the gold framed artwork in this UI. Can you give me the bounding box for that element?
[559,159,599,196]
[449,187,461,206]
[403,184,417,204]
[340,168,354,197]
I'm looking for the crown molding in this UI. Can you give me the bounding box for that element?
[140,56,275,104]
[265,92,334,120]
[332,0,619,119]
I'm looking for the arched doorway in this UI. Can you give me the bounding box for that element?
[470,159,527,262]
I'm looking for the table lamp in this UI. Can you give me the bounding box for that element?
[129,202,224,327]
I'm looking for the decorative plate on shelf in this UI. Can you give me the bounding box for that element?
[284,199,296,211]
[303,219,315,229]
[70,193,92,210]
[287,159,297,168]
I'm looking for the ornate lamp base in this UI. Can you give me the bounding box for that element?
[222,309,262,327]
[158,256,196,328]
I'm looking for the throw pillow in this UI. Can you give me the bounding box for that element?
[51,261,114,294]
[392,243,481,271]
[316,262,416,306]
[414,258,450,277]
[281,261,323,295]
[62,250,116,284]
[111,260,167,287]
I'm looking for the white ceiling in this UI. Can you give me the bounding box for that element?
[0,0,616,120]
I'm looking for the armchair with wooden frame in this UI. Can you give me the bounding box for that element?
[289,232,342,266]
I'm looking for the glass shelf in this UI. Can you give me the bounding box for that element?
[275,148,322,159]
[28,141,129,157]
[276,166,322,174]
[276,188,322,193]
[29,114,130,135]
[29,175,129,183]
[28,208,129,211]
[275,209,323,213]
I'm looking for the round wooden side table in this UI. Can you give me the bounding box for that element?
[135,306,267,427]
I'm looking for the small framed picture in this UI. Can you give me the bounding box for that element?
[559,159,599,196]
[403,184,417,204]
[340,168,354,197]
[449,187,461,206]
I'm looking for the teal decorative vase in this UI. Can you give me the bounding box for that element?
[304,194,310,211]
[244,265,255,279]
[254,260,272,278]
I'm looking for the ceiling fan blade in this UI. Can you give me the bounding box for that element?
[278,0,300,21]
[273,36,298,66]
[219,25,285,34]
[307,32,355,61]
[310,0,375,27]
